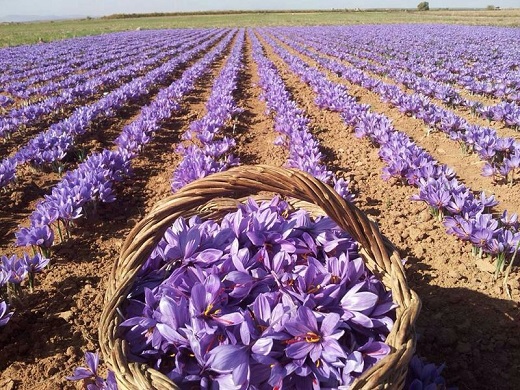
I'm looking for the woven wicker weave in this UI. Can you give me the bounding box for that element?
[99,165,421,389]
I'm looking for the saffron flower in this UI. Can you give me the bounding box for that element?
[67,351,118,390]
[284,307,346,364]
[0,301,13,327]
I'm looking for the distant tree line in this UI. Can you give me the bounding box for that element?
[102,10,349,19]
[102,7,489,20]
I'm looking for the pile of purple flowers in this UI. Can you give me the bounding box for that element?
[119,197,395,389]
[70,350,452,390]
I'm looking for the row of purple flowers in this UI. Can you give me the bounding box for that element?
[259,29,520,274]
[296,27,520,129]
[0,34,136,107]
[0,30,205,139]
[273,29,520,185]
[171,30,245,190]
[0,32,162,100]
[0,29,222,189]
[250,32,351,201]
[0,31,173,93]
[309,25,520,103]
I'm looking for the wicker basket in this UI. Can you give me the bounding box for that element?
[99,165,421,389]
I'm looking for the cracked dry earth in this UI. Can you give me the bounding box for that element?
[1,30,519,390]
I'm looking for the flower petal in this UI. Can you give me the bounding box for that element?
[84,351,99,374]
[341,291,378,312]
[286,341,314,360]
[208,344,248,372]
[320,312,340,336]
[252,337,273,356]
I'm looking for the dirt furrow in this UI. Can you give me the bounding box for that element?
[230,31,288,168]
[258,31,520,390]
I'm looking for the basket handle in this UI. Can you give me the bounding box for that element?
[99,165,417,389]
[116,165,401,292]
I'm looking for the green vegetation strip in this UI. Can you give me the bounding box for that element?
[1,9,519,47]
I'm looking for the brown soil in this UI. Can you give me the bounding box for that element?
[0,29,519,390]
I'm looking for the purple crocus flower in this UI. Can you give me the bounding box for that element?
[357,338,392,368]
[444,216,473,241]
[15,224,54,249]
[119,288,163,355]
[0,301,13,327]
[21,253,50,274]
[67,351,100,381]
[340,282,379,327]
[163,218,202,261]
[190,274,244,329]
[406,355,447,390]
[500,210,519,230]
[342,339,391,386]
[445,192,468,215]
[206,343,251,387]
[20,252,50,291]
[284,306,345,364]
[469,228,494,250]
[67,351,118,390]
[1,254,28,285]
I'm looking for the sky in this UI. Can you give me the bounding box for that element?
[0,0,518,19]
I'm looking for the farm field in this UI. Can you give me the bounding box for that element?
[0,24,520,389]
[1,9,520,47]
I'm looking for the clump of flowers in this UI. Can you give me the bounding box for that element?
[1,253,49,296]
[118,197,396,388]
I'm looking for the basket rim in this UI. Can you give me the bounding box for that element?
[98,165,421,390]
